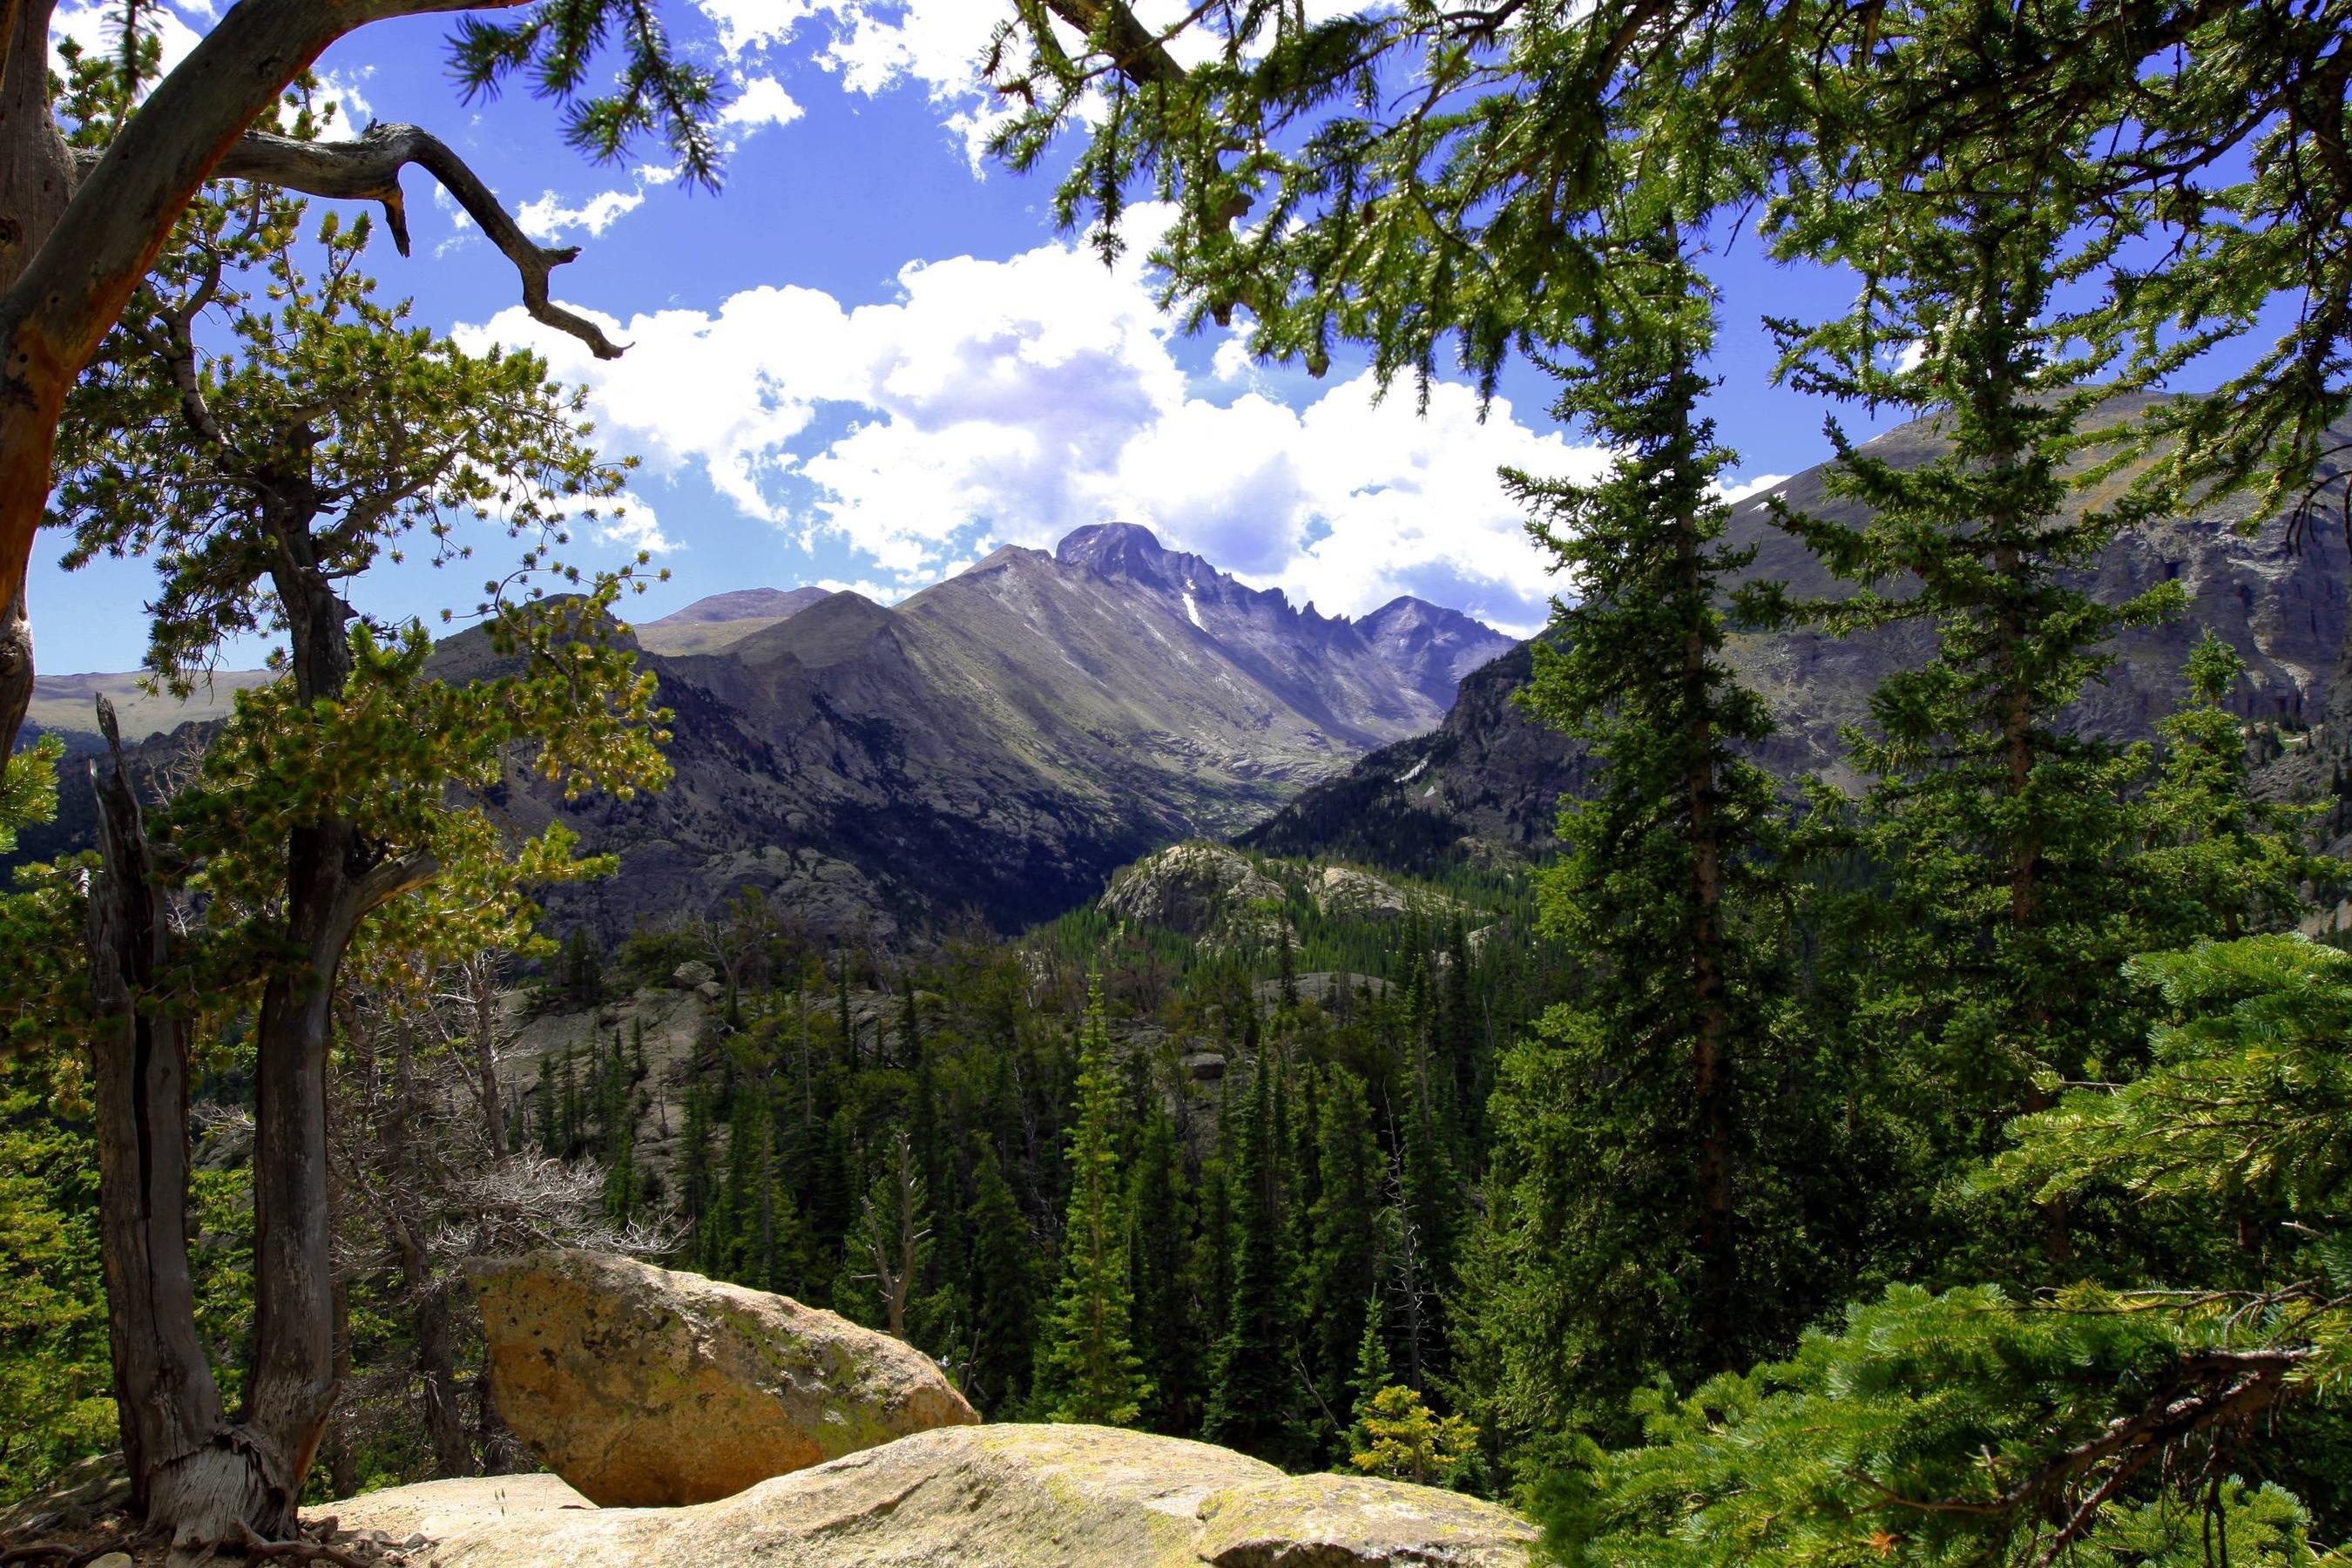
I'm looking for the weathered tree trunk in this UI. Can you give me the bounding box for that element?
[239,548,415,1527]
[384,1023,476,1478]
[245,814,368,1522]
[466,955,505,1150]
[99,534,433,1546]
[85,702,284,1551]
[409,1256,476,1477]
[0,0,65,746]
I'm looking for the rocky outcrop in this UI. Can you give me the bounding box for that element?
[1312,864,1443,923]
[1101,842,1288,936]
[314,1425,1538,1567]
[316,1473,590,1544]
[470,1251,977,1506]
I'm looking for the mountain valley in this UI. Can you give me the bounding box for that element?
[18,524,1513,939]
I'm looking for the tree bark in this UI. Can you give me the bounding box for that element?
[85,700,283,1553]
[240,544,435,1529]
[0,0,65,747]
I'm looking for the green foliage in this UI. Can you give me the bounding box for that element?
[446,0,724,186]
[1205,1039,1305,1463]
[1995,935,2352,1263]
[1566,1283,2331,1568]
[1350,1384,1479,1490]
[0,1057,111,1503]
[1488,242,1799,1409]
[1032,976,1147,1426]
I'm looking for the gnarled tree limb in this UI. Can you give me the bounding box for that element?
[74,123,625,361]
[1041,0,1187,86]
[0,0,559,765]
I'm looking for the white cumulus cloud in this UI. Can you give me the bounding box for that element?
[517,186,647,242]
[723,75,805,130]
[462,215,1597,632]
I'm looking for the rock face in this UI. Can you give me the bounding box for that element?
[314,1425,1538,1568]
[1101,842,1287,936]
[1312,864,1443,923]
[470,1250,977,1507]
[318,1473,591,1543]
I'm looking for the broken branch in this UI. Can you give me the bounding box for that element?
[75,124,625,360]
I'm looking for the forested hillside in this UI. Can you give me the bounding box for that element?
[1250,400,2352,874]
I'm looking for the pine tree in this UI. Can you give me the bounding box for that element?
[835,948,856,1070]
[838,1131,932,1342]
[1439,923,1480,1152]
[1349,1385,1477,1488]
[2132,633,2315,947]
[1204,1041,1302,1463]
[1302,1065,1383,1461]
[1126,1105,1198,1434]
[681,1081,715,1244]
[1350,1303,1394,1433]
[1490,235,1792,1396]
[1765,127,2189,1278]
[1395,1037,1456,1391]
[964,1143,1039,1417]
[602,1058,639,1228]
[1032,975,1146,1425]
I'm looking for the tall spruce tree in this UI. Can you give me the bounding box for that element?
[1761,101,2187,1277]
[1126,1105,1200,1435]
[964,1142,1039,1417]
[1485,235,1794,1415]
[1032,976,1146,1425]
[1302,1065,1384,1462]
[1205,1039,1304,1463]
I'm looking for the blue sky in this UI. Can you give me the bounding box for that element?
[41,0,1913,675]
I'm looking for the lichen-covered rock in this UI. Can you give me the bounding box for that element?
[468,1250,977,1507]
[316,1425,1538,1568]
[1310,865,1423,923]
[1100,842,1285,936]
[1196,1473,1540,1566]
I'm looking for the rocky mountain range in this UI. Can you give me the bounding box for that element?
[31,397,2349,940]
[1247,394,2352,872]
[17,524,1512,939]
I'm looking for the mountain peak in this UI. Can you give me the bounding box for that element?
[645,586,831,627]
[1055,522,1173,578]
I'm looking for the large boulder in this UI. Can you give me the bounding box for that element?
[468,1250,977,1507]
[312,1425,1538,1568]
